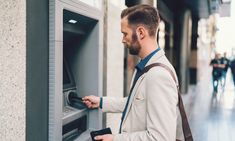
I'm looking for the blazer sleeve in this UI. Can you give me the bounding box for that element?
[113,67,178,141]
[102,97,127,113]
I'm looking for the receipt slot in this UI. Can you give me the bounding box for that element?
[49,1,103,141]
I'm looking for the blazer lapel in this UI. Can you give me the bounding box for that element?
[122,74,146,123]
[129,69,137,90]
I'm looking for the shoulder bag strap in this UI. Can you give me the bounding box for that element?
[142,63,193,141]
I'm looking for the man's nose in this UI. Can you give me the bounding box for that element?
[122,38,126,43]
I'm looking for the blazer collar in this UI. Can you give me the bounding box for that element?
[145,49,165,66]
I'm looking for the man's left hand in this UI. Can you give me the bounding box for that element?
[94,134,113,141]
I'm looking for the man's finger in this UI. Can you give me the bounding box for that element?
[82,96,90,101]
[94,135,103,140]
[82,100,90,105]
[83,101,91,107]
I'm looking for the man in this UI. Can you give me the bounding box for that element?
[220,52,230,89]
[210,53,225,93]
[83,4,183,141]
[230,57,235,86]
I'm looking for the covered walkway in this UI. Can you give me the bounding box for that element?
[183,64,235,141]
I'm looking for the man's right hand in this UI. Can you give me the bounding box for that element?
[82,95,100,109]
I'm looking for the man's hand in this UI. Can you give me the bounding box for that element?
[95,134,113,141]
[82,95,100,109]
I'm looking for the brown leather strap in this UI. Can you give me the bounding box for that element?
[142,63,193,141]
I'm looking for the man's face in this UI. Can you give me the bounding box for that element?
[215,54,220,59]
[121,17,141,55]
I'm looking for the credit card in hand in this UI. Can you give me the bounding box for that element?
[90,128,112,141]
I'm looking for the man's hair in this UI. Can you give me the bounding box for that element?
[121,4,160,37]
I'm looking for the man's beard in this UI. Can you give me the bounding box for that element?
[126,33,141,55]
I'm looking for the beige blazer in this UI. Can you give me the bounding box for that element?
[102,50,184,141]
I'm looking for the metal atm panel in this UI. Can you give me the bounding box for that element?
[49,1,103,140]
[62,10,101,141]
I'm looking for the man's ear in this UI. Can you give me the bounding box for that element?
[137,32,140,39]
[136,26,145,40]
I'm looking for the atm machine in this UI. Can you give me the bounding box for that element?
[49,1,103,141]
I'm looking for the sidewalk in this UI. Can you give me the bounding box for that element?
[182,69,235,141]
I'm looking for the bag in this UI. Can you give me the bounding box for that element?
[142,63,193,141]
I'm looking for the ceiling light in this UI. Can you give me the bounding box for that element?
[221,0,231,3]
[68,19,77,24]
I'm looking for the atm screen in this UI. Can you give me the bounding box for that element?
[63,59,76,90]
[63,62,71,85]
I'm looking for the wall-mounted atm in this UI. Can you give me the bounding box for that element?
[49,1,103,141]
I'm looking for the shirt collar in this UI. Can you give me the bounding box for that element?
[135,47,161,71]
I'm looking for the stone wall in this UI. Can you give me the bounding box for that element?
[0,0,26,140]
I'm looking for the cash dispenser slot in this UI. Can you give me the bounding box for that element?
[63,116,87,140]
